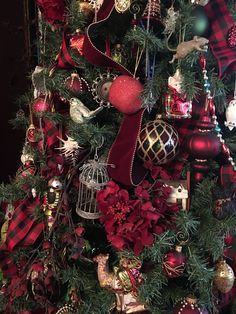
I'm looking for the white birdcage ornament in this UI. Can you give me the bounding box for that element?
[76,145,112,219]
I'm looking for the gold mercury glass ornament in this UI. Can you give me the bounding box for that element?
[213,258,235,293]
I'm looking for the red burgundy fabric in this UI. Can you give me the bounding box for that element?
[204,0,236,78]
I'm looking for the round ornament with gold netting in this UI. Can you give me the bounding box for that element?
[137,119,179,165]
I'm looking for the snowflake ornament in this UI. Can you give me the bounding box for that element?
[57,135,82,166]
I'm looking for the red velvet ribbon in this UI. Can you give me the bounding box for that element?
[56,29,80,69]
[83,0,132,76]
[82,0,148,186]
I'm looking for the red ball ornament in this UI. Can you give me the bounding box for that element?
[163,246,186,278]
[65,73,89,94]
[108,75,144,114]
[32,96,52,113]
[173,295,209,314]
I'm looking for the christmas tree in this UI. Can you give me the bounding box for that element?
[1,0,236,313]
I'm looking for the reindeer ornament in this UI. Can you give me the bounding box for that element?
[94,254,148,313]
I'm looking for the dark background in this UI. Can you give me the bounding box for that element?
[0,0,37,182]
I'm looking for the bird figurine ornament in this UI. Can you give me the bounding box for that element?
[69,97,103,124]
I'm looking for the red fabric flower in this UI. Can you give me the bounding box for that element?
[35,0,65,26]
[97,181,179,255]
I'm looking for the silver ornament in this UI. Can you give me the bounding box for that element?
[69,97,103,124]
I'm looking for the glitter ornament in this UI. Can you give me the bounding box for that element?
[173,295,209,314]
[137,119,179,165]
[164,5,179,36]
[32,96,52,113]
[227,24,236,48]
[91,72,117,107]
[65,73,89,94]
[142,0,161,25]
[213,259,235,293]
[108,75,144,114]
[163,245,186,278]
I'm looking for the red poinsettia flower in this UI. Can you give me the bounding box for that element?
[97,180,180,255]
[35,0,66,26]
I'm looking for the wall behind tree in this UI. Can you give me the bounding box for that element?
[0,0,37,182]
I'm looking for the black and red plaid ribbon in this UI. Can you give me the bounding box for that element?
[6,198,44,251]
[204,0,236,78]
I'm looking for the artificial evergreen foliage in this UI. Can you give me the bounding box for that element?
[0,0,236,313]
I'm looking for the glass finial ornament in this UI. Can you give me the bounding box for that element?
[76,141,112,219]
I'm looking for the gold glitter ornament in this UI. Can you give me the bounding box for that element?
[213,259,235,293]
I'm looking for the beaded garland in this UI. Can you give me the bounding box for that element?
[199,54,236,170]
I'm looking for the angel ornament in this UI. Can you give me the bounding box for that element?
[69,97,103,124]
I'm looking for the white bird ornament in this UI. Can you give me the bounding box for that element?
[69,97,103,124]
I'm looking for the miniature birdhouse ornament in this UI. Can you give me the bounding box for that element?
[160,172,190,210]
[225,98,236,131]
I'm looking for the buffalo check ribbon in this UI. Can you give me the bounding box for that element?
[204,0,236,78]
[6,198,44,251]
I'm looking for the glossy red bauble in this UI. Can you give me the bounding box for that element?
[32,97,52,113]
[65,73,89,94]
[108,75,144,114]
[173,296,209,314]
[185,132,221,159]
[163,246,186,278]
